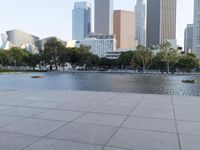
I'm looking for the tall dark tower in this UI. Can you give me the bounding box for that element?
[146,0,177,48]
[94,0,113,35]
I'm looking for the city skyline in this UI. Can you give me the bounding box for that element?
[0,0,194,47]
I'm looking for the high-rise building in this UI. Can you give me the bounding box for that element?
[146,0,177,48]
[193,0,200,58]
[114,10,136,49]
[135,0,146,46]
[72,1,91,40]
[94,0,113,35]
[184,24,193,53]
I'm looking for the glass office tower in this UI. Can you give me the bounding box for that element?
[72,1,91,40]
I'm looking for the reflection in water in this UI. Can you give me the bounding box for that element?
[0,72,200,96]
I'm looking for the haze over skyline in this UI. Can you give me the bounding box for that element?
[0,0,194,47]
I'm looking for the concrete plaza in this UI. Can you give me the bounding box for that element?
[0,90,200,150]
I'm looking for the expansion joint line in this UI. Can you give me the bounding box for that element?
[101,94,145,150]
[171,95,182,150]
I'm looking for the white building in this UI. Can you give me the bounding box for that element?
[77,38,116,58]
[193,0,200,58]
[105,51,122,59]
[135,0,146,46]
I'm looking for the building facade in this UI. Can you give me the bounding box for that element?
[77,38,116,58]
[114,10,136,49]
[94,0,113,35]
[146,0,177,48]
[72,1,91,40]
[35,37,66,51]
[184,24,193,53]
[135,0,146,46]
[193,0,200,58]
[6,29,39,47]
[1,29,39,53]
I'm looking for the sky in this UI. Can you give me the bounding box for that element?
[0,0,194,47]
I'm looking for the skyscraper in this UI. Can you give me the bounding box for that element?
[135,0,146,46]
[146,0,177,48]
[72,1,91,40]
[94,0,113,35]
[114,10,136,49]
[184,24,193,53]
[193,0,200,58]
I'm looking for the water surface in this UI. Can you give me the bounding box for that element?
[0,72,200,96]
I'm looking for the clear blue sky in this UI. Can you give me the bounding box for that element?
[0,0,194,47]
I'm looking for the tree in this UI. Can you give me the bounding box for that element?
[177,53,199,72]
[9,47,28,66]
[100,58,118,69]
[25,53,42,70]
[76,45,99,68]
[43,38,66,70]
[77,46,91,67]
[159,41,179,73]
[118,51,135,69]
[0,49,10,66]
[131,45,153,72]
[67,48,81,67]
[151,53,165,72]
[88,54,100,68]
[66,46,99,69]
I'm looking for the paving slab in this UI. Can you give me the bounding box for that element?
[179,134,200,150]
[0,100,34,106]
[34,110,83,122]
[0,107,46,117]
[0,106,12,111]
[48,122,118,145]
[0,132,39,150]
[143,94,172,104]
[0,90,200,150]
[131,108,175,119]
[0,115,25,128]
[102,99,139,108]
[25,101,64,109]
[23,138,103,150]
[177,121,200,136]
[2,118,67,136]
[89,105,133,115]
[137,102,173,111]
[122,116,177,133]
[74,113,126,127]
[58,103,95,112]
[103,147,127,150]
[174,104,200,113]
[108,128,180,150]
[175,111,200,122]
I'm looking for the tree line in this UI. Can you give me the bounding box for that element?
[118,42,200,73]
[0,38,199,73]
